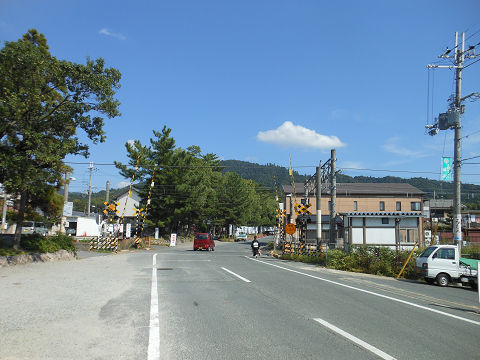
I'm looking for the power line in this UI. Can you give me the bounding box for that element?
[463,57,480,69]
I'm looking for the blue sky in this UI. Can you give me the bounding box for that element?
[2,0,480,195]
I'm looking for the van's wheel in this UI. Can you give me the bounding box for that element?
[469,281,478,290]
[436,273,450,287]
[425,278,435,285]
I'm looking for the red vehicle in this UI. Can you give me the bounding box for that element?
[193,233,215,251]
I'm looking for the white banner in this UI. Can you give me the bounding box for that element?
[170,233,177,247]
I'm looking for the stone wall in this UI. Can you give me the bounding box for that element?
[0,249,75,268]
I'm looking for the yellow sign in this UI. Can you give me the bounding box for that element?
[285,223,296,235]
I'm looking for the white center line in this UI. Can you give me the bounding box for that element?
[221,267,251,283]
[148,254,160,360]
[247,257,480,326]
[313,318,397,360]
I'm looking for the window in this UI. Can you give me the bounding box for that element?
[380,201,385,211]
[435,248,455,260]
[353,201,358,211]
[400,229,418,243]
[396,202,401,211]
[411,202,421,211]
[382,218,389,224]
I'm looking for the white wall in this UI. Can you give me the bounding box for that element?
[365,228,395,244]
[352,228,364,244]
[116,194,140,217]
[76,217,100,237]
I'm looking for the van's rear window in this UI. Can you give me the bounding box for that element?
[196,234,208,240]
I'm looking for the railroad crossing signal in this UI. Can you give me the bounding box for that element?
[295,203,312,215]
[276,209,286,218]
[133,207,144,216]
[103,202,119,214]
[285,223,296,235]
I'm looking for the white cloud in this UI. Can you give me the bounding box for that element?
[257,121,346,149]
[383,137,428,157]
[99,28,126,40]
[340,161,364,169]
[116,181,130,189]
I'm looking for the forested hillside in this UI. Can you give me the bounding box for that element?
[219,160,480,208]
[75,160,480,212]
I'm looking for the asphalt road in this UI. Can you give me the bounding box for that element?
[1,238,479,360]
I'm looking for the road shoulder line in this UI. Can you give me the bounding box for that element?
[247,257,480,326]
[313,318,397,360]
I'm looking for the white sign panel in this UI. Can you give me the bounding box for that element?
[155,227,159,239]
[126,223,131,238]
[170,233,177,247]
[63,202,73,216]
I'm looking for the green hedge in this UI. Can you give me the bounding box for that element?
[280,245,480,279]
[325,247,423,279]
[461,246,480,259]
[280,247,422,279]
[20,234,76,255]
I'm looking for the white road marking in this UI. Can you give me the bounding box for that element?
[247,257,480,326]
[156,260,212,262]
[313,318,397,360]
[221,267,251,283]
[148,254,160,360]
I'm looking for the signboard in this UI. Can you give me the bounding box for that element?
[170,233,177,247]
[126,223,131,238]
[63,202,73,216]
[285,223,296,235]
[155,227,159,239]
[441,157,452,181]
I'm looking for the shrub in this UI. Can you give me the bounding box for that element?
[279,253,325,265]
[20,233,76,254]
[461,246,480,260]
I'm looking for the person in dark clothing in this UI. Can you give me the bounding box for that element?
[251,236,260,257]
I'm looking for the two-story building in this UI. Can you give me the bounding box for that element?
[282,183,425,249]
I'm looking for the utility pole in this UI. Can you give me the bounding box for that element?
[60,171,70,234]
[329,149,337,248]
[105,180,110,204]
[87,162,94,217]
[316,164,322,251]
[426,32,479,256]
[453,32,463,253]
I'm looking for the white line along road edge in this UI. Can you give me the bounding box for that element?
[221,267,251,283]
[246,257,480,326]
[148,254,160,360]
[313,318,397,360]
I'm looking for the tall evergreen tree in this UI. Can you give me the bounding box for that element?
[0,29,121,248]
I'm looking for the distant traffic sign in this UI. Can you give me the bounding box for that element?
[285,223,296,235]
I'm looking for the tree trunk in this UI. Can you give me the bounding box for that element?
[13,190,27,250]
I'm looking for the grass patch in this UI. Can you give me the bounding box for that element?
[0,248,27,256]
